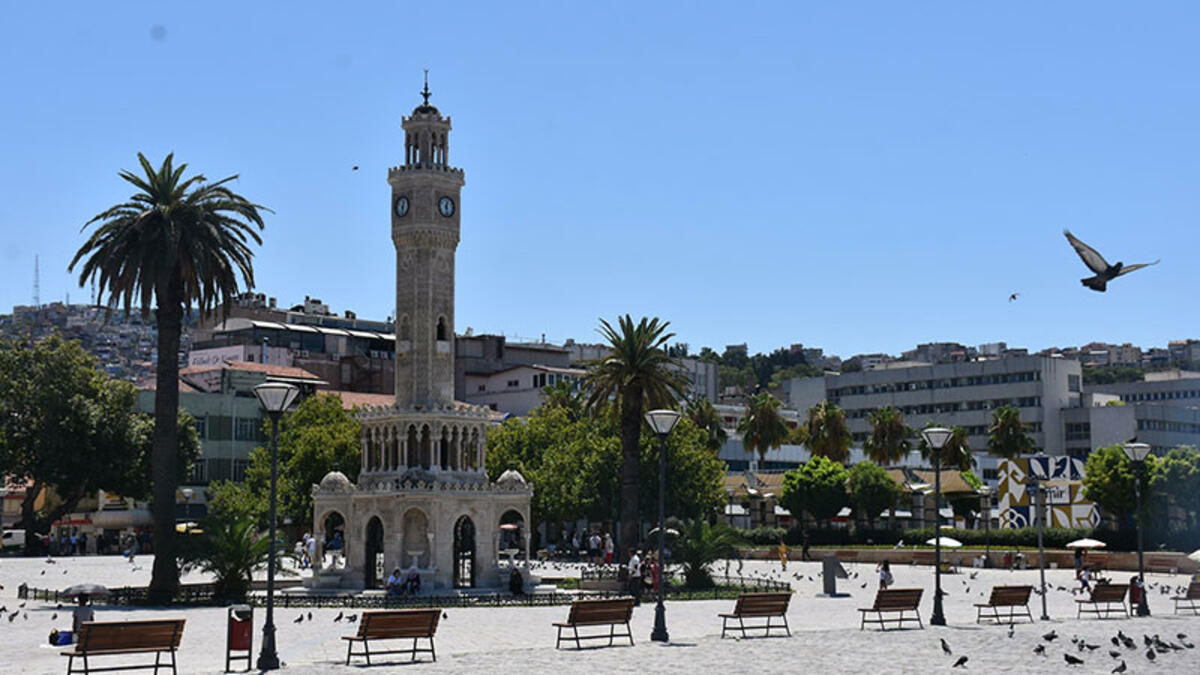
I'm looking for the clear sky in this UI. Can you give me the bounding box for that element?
[1,2,1196,357]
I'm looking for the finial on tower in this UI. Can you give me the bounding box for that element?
[421,69,431,105]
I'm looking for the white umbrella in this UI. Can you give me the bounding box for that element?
[1187,549,1200,564]
[647,527,680,536]
[1065,538,1107,549]
[926,537,963,548]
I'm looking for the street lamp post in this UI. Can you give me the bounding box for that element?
[921,427,953,627]
[252,382,300,671]
[645,409,681,643]
[978,485,991,567]
[181,488,194,533]
[1028,475,1049,620]
[1123,442,1152,617]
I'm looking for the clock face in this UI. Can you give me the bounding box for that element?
[438,196,455,217]
[394,195,409,218]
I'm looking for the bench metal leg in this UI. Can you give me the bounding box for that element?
[153,649,161,675]
[429,635,436,662]
[782,614,790,637]
[364,638,371,666]
[412,638,418,662]
[346,639,353,665]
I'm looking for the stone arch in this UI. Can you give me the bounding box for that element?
[315,509,346,570]
[439,426,450,469]
[364,515,384,589]
[406,425,419,467]
[499,509,525,555]
[420,425,432,469]
[401,507,431,569]
[453,515,476,588]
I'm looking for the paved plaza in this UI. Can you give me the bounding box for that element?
[2,555,1198,673]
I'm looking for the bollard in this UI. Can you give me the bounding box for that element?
[226,604,253,672]
[818,555,851,598]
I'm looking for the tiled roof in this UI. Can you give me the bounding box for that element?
[180,360,323,382]
[324,390,396,410]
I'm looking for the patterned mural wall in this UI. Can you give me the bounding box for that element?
[997,456,1099,529]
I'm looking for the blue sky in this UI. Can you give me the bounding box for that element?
[1,2,1196,357]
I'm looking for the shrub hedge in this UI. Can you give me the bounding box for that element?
[737,525,1189,552]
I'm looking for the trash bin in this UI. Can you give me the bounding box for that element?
[226,605,253,672]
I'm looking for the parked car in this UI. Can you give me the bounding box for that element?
[2,530,26,549]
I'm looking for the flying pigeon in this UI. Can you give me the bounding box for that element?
[1008,293,1020,302]
[1064,229,1159,292]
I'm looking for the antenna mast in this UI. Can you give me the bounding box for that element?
[33,254,40,308]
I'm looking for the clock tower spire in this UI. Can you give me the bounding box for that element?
[388,77,464,408]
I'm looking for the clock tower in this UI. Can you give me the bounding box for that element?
[388,78,464,408]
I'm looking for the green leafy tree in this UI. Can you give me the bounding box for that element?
[485,406,724,530]
[917,423,975,471]
[781,456,849,526]
[1151,446,1200,531]
[671,519,741,588]
[540,379,585,422]
[864,406,913,465]
[0,335,197,551]
[179,516,288,600]
[685,397,727,453]
[583,315,686,558]
[804,401,851,463]
[845,461,902,529]
[987,405,1034,459]
[209,394,361,527]
[737,392,790,463]
[70,153,268,603]
[1082,444,1159,526]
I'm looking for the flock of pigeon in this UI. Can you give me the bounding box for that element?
[1028,628,1193,672]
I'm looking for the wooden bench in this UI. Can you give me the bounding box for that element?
[719,592,792,638]
[859,588,924,630]
[342,609,439,665]
[1172,582,1200,615]
[911,551,935,566]
[62,619,185,675]
[1147,555,1179,574]
[973,585,1033,624]
[553,597,635,649]
[1076,584,1129,619]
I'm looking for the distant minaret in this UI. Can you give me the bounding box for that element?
[33,255,40,308]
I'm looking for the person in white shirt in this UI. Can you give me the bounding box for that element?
[626,549,642,603]
[603,533,614,565]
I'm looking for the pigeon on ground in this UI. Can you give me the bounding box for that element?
[1033,644,1046,656]
[1064,229,1159,292]
[307,612,312,621]
[293,615,303,623]
[18,603,25,609]
[1179,633,1189,641]
[953,656,968,668]
[51,613,58,621]
[346,614,358,623]
[442,612,448,620]
[333,612,343,622]
[941,638,952,655]
[6,614,15,623]
[1084,643,1099,651]
[1008,624,1015,639]
[1043,630,1058,642]
[1064,653,1084,665]
[1144,648,1156,661]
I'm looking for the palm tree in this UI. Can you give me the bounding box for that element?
[70,153,267,603]
[864,406,913,465]
[541,379,584,421]
[672,519,741,588]
[685,396,727,453]
[804,401,851,463]
[179,516,287,600]
[737,392,790,465]
[918,423,975,471]
[583,315,686,561]
[987,405,1034,460]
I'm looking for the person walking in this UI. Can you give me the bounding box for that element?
[877,560,893,590]
[801,531,812,561]
[626,549,642,604]
[776,539,788,571]
[603,533,614,565]
[588,532,601,565]
[1074,547,1083,579]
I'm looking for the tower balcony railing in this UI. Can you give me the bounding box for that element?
[388,164,464,178]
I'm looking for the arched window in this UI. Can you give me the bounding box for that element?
[436,317,447,341]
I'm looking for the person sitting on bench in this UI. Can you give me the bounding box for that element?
[386,568,404,597]
[71,594,95,642]
[404,567,421,595]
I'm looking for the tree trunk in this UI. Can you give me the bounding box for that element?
[148,294,183,604]
[618,384,643,564]
[21,480,43,555]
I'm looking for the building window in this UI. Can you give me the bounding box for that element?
[507,379,519,388]
[1068,374,1081,393]
[194,416,208,440]
[234,417,258,441]
[477,384,486,392]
